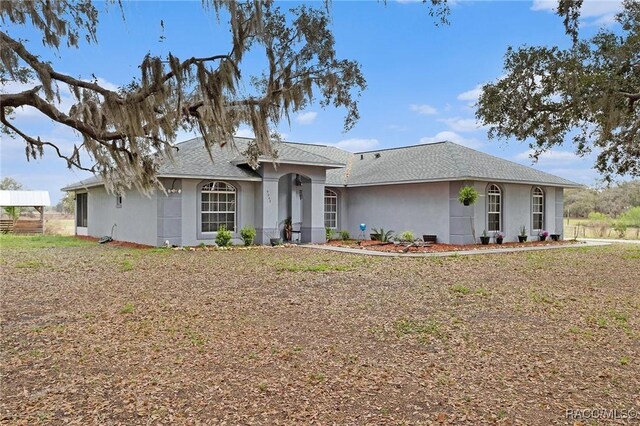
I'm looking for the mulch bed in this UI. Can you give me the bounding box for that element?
[75,235,154,249]
[325,239,578,253]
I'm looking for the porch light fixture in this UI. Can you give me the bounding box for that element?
[294,174,302,187]
[168,178,182,194]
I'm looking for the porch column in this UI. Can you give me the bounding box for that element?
[255,177,280,244]
[301,179,326,244]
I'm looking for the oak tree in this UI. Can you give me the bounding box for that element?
[477,0,640,180]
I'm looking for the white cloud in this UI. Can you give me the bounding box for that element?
[234,126,255,138]
[457,84,483,103]
[419,131,482,149]
[331,138,379,152]
[295,111,318,125]
[439,116,487,133]
[409,104,438,115]
[531,0,623,27]
[514,149,582,166]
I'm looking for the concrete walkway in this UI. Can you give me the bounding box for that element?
[577,238,640,244]
[301,241,610,258]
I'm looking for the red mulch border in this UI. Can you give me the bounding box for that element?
[74,235,154,249]
[325,239,577,253]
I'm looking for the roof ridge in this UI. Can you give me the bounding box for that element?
[355,141,447,154]
[276,141,345,164]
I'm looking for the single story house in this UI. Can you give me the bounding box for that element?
[62,137,580,246]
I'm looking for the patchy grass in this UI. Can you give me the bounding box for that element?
[120,258,134,272]
[0,234,93,249]
[14,259,44,269]
[1,244,638,424]
[119,303,135,314]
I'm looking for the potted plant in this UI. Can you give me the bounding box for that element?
[494,231,504,244]
[458,185,479,206]
[458,185,479,244]
[550,233,561,241]
[479,230,490,245]
[283,217,292,242]
[538,230,549,241]
[518,226,528,243]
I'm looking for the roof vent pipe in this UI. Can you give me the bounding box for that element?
[360,154,364,160]
[375,153,381,159]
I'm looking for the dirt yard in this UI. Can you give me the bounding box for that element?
[1,236,638,424]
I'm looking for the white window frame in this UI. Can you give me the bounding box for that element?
[532,187,545,232]
[324,188,338,229]
[486,184,502,232]
[200,181,236,233]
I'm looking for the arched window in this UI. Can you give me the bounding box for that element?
[532,187,545,232]
[487,184,502,232]
[201,181,236,232]
[324,188,338,229]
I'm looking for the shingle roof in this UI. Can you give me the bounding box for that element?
[230,139,345,167]
[0,190,51,207]
[62,138,581,191]
[344,142,580,187]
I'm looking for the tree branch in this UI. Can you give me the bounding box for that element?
[0,108,95,172]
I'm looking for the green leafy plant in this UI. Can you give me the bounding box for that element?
[398,231,414,242]
[371,227,394,242]
[215,225,232,247]
[339,230,350,240]
[458,185,479,206]
[519,226,527,237]
[613,222,627,239]
[325,227,335,241]
[240,226,256,246]
[458,185,479,243]
[481,230,488,238]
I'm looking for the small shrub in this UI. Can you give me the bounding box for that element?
[339,230,350,240]
[613,222,627,239]
[215,225,232,247]
[240,226,256,246]
[325,227,334,241]
[587,212,611,237]
[397,231,414,242]
[371,227,394,242]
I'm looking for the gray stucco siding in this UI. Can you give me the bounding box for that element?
[344,181,450,243]
[85,186,158,246]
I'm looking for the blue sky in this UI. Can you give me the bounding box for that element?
[0,0,626,203]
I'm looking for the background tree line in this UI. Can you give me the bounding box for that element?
[564,180,640,238]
